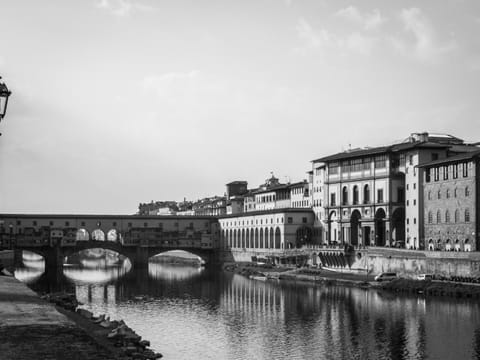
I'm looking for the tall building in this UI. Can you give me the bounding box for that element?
[419,149,480,251]
[311,132,478,249]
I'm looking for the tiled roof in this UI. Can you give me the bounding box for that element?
[417,149,480,168]
[312,141,450,163]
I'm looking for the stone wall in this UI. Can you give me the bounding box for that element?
[351,248,480,278]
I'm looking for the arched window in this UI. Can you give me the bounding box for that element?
[342,186,348,205]
[465,186,470,197]
[437,190,441,200]
[436,210,441,223]
[445,210,450,223]
[454,188,458,198]
[353,186,359,205]
[364,185,370,204]
[428,211,433,224]
[446,189,450,199]
[465,209,470,222]
[455,209,460,223]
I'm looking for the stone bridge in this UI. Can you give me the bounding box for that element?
[0,214,219,269]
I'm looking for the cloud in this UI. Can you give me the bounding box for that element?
[295,18,376,55]
[394,7,456,62]
[94,0,154,17]
[335,6,387,30]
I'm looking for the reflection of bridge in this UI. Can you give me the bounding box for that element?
[0,214,219,270]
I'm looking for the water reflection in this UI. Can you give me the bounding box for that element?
[19,258,480,360]
[148,262,204,281]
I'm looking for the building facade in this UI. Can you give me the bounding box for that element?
[421,150,480,251]
[312,133,477,249]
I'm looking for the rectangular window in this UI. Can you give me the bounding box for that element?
[397,188,404,202]
[65,221,69,227]
[330,193,336,206]
[434,168,439,181]
[414,218,417,224]
[363,158,371,170]
[413,183,416,189]
[409,155,413,165]
[16,220,21,226]
[453,164,458,179]
[341,161,350,173]
[432,153,439,161]
[329,162,339,175]
[425,169,431,183]
[81,221,85,227]
[414,199,416,205]
[443,166,449,180]
[128,222,132,227]
[375,155,387,169]
[377,189,384,203]
[302,217,307,224]
[33,221,37,226]
[113,222,117,227]
[287,217,293,224]
[49,221,54,226]
[351,159,362,172]
[463,162,468,177]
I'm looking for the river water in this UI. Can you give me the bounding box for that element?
[15,256,480,360]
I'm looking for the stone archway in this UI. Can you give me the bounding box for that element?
[350,210,361,246]
[296,226,313,248]
[76,229,90,241]
[391,208,405,247]
[375,208,386,246]
[328,211,339,245]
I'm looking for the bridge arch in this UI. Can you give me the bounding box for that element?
[106,229,120,242]
[91,229,105,241]
[76,229,90,241]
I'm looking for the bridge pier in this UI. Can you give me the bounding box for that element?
[44,246,64,270]
[132,247,150,270]
[14,249,24,268]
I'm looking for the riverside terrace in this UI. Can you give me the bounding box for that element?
[0,214,219,270]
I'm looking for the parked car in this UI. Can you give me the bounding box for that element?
[374,272,398,282]
[417,274,434,281]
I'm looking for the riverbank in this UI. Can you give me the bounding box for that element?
[223,263,480,299]
[0,275,162,359]
[0,275,121,360]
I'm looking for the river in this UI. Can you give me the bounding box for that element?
[15,256,480,360]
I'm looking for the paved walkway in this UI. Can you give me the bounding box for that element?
[0,276,118,360]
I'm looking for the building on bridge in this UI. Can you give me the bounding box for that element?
[0,214,220,268]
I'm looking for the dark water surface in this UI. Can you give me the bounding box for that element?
[16,260,480,360]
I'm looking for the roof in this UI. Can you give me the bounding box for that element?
[226,181,248,185]
[311,141,450,163]
[218,207,314,219]
[417,149,480,168]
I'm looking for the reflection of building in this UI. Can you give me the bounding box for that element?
[312,132,478,249]
[420,150,480,251]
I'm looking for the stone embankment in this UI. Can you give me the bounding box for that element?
[224,263,480,299]
[0,276,162,360]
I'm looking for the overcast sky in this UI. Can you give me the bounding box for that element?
[0,0,479,214]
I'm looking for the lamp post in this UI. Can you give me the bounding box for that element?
[0,76,12,126]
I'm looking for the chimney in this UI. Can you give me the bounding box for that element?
[410,132,429,142]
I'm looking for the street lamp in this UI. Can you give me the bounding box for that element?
[0,76,12,122]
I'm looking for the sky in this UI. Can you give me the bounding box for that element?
[0,0,479,214]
